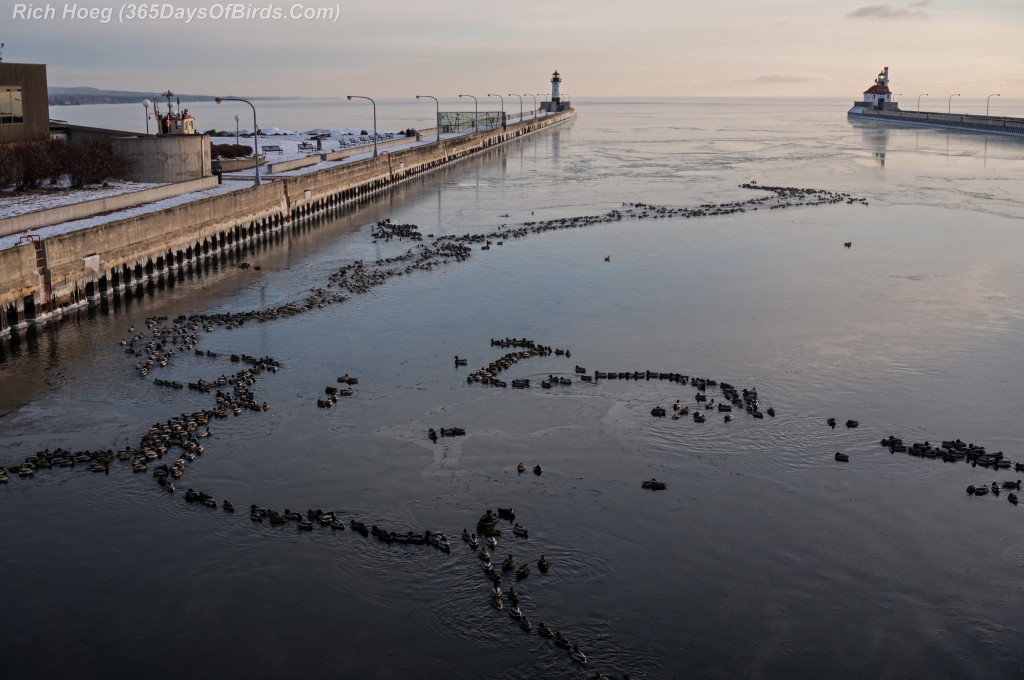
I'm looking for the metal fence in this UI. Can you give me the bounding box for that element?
[438,111,506,134]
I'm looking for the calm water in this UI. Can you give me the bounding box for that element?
[4,98,1024,680]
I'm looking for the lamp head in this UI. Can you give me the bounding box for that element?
[142,99,151,108]
[234,114,240,121]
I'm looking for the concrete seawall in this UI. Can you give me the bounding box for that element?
[0,109,575,336]
[849,109,1024,136]
[0,176,221,238]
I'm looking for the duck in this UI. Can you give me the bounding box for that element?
[538,622,554,637]
[513,523,528,538]
[492,596,504,610]
[538,554,551,572]
[533,465,543,475]
[827,417,837,428]
[462,528,472,542]
[508,605,523,620]
[554,631,571,649]
[222,500,234,512]
[284,509,302,521]
[845,419,859,428]
[468,533,480,549]
[502,555,516,571]
[519,617,533,633]
[516,563,530,580]
[486,535,498,549]
[491,584,502,599]
[571,644,588,664]
[835,451,849,462]
[517,462,526,473]
[479,548,491,560]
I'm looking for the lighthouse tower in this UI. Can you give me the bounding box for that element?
[861,67,895,111]
[550,70,562,106]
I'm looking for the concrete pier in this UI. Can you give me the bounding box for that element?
[849,108,1024,137]
[0,109,575,338]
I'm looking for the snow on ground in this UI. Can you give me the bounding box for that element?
[0,112,550,252]
[211,128,406,165]
[0,180,163,220]
[0,181,251,252]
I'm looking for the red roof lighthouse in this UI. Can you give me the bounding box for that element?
[861,67,895,110]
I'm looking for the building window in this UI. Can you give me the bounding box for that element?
[0,87,24,125]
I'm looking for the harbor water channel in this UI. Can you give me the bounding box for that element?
[3,98,1024,679]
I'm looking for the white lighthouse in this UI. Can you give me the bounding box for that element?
[550,70,561,106]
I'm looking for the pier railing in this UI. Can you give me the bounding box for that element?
[853,108,1024,136]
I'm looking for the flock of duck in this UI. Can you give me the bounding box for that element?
[465,508,623,673]
[3,185,879,674]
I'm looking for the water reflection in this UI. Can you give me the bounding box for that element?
[4,100,1024,679]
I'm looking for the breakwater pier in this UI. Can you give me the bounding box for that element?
[849,108,1024,137]
[0,108,576,337]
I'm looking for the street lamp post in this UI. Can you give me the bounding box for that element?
[416,95,440,143]
[488,94,506,130]
[525,94,536,120]
[948,93,960,114]
[987,93,1001,116]
[917,94,928,111]
[347,95,378,157]
[459,94,478,133]
[508,94,523,123]
[215,96,261,186]
[142,99,151,134]
[234,114,240,145]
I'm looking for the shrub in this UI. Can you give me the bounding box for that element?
[11,140,63,189]
[0,144,15,190]
[211,143,253,159]
[65,139,135,188]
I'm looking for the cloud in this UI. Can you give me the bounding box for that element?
[748,75,825,84]
[846,2,932,20]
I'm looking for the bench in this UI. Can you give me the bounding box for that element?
[261,145,283,154]
[298,142,314,151]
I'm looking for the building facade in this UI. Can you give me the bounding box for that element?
[0,62,49,142]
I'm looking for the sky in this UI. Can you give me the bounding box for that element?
[3,0,1023,99]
